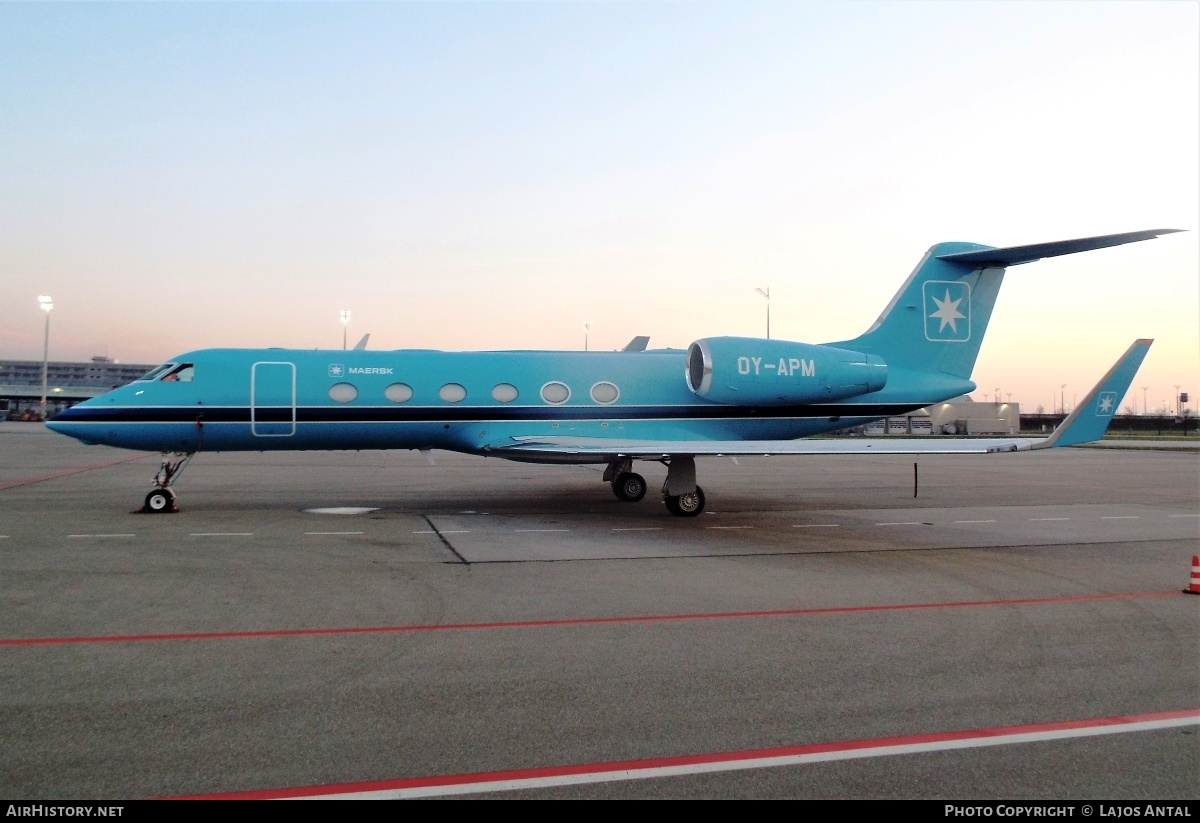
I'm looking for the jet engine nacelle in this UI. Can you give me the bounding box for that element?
[686,337,887,405]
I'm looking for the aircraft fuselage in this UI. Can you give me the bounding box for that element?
[46,346,960,461]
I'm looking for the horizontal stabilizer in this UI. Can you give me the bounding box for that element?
[935,229,1182,267]
[1032,339,1153,449]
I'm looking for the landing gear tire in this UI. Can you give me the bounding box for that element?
[664,486,705,517]
[144,488,176,514]
[612,472,647,502]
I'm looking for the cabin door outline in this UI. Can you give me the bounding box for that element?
[251,361,296,436]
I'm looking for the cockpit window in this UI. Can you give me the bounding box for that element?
[160,364,194,383]
[139,364,175,382]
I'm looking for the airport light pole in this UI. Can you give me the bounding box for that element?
[755,288,770,339]
[1060,384,1066,415]
[340,309,351,350]
[1175,385,1181,415]
[584,321,591,352]
[1142,386,1149,415]
[38,295,53,416]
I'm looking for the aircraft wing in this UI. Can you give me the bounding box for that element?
[495,339,1152,460]
[499,435,1040,458]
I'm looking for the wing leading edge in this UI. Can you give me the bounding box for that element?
[495,339,1152,459]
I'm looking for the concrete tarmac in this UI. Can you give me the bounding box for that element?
[1,423,1197,799]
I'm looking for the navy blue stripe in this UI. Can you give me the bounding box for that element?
[52,403,923,424]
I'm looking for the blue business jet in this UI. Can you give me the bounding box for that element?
[46,229,1178,516]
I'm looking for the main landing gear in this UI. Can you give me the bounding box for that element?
[603,456,705,517]
[143,451,194,513]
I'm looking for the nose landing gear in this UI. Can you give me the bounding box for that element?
[143,451,194,513]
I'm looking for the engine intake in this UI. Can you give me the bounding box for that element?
[686,337,887,405]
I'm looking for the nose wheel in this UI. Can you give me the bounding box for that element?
[143,451,193,513]
[144,488,177,514]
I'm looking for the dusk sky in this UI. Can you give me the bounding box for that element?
[2,1,1196,413]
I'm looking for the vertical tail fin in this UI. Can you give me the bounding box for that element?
[835,230,1181,380]
[833,243,1005,379]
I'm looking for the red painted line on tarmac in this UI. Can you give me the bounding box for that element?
[172,708,1200,799]
[0,453,152,490]
[0,590,1178,647]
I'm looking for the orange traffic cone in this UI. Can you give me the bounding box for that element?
[1186,556,1200,595]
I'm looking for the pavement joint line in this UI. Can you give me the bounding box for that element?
[304,531,364,535]
[190,532,254,537]
[876,522,922,526]
[1031,517,1070,521]
[5,591,1177,647]
[181,709,1200,799]
[793,524,840,528]
[954,520,997,524]
[67,533,135,538]
[422,514,469,566]
[1102,516,1139,520]
[1169,514,1200,518]
[705,526,753,530]
[611,528,663,531]
[515,529,571,533]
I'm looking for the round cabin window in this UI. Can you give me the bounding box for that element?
[439,383,467,403]
[492,383,518,403]
[541,382,570,404]
[328,382,358,403]
[590,381,619,404]
[385,383,413,403]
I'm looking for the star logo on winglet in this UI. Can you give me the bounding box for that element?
[1096,391,1117,417]
[929,290,966,333]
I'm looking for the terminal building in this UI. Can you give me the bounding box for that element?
[862,399,1021,436]
[0,357,154,421]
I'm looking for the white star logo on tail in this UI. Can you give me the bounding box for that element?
[1096,391,1117,416]
[929,290,966,333]
[922,281,971,342]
